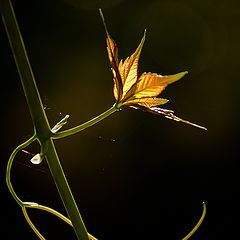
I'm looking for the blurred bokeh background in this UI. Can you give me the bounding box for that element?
[0,0,239,239]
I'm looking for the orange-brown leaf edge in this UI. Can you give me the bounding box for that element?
[99,8,123,101]
[123,71,188,101]
[124,97,169,108]
[118,30,146,100]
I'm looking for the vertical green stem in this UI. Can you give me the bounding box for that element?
[1,1,89,239]
[44,139,89,240]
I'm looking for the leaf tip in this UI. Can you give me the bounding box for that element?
[136,29,146,51]
[99,8,103,18]
[179,71,188,79]
[99,8,109,35]
[143,29,146,41]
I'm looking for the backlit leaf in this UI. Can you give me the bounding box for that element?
[125,97,169,108]
[126,71,188,99]
[99,9,206,130]
[150,107,207,130]
[119,31,146,99]
[99,8,122,101]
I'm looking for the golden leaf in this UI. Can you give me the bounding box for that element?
[99,9,122,101]
[118,31,146,100]
[125,71,188,99]
[99,9,206,130]
[125,97,169,108]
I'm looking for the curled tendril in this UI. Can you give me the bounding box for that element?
[7,136,98,240]
[24,202,98,240]
[22,206,45,240]
[182,202,207,240]
[6,135,37,206]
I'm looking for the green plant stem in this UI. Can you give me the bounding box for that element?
[43,138,89,239]
[53,105,118,139]
[1,1,89,239]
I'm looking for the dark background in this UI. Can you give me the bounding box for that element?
[1,0,239,239]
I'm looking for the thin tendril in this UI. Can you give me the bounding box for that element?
[22,206,45,240]
[25,202,98,240]
[182,202,207,240]
[6,134,37,206]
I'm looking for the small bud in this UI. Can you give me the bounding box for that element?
[30,153,43,164]
[51,115,70,133]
